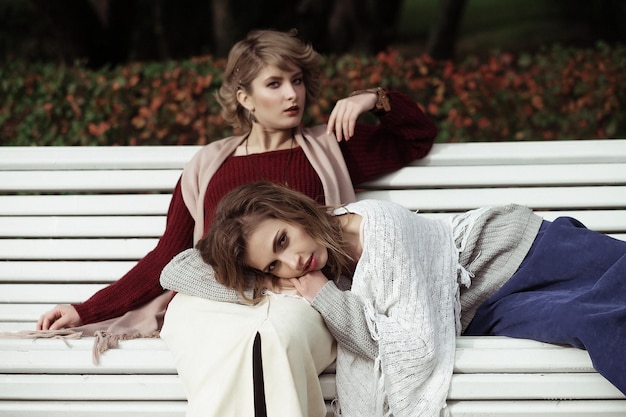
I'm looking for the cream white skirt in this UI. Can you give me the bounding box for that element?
[161,293,336,417]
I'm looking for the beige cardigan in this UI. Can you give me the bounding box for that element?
[181,125,357,244]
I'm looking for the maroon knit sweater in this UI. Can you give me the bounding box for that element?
[74,91,437,324]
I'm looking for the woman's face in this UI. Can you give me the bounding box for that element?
[238,64,306,132]
[244,218,328,279]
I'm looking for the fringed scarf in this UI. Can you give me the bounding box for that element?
[1,290,170,363]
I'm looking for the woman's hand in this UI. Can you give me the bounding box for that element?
[327,91,378,142]
[289,270,329,302]
[37,304,82,330]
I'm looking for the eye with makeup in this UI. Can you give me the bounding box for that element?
[266,231,288,273]
[278,231,288,248]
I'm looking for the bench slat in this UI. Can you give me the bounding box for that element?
[2,209,625,238]
[0,374,186,401]
[358,186,626,211]
[0,374,334,401]
[453,346,596,373]
[0,261,136,282]
[2,284,107,303]
[2,400,626,417]
[2,346,177,374]
[0,239,158,260]
[0,337,596,375]
[0,401,187,417]
[448,373,624,400]
[4,163,626,193]
[0,170,181,193]
[418,139,626,166]
[0,305,56,323]
[0,338,339,375]
[0,194,172,216]
[446,400,626,416]
[0,373,620,402]
[2,140,624,171]
[430,210,626,234]
[0,335,579,352]
[1,322,42,332]
[361,163,626,189]
[0,217,165,238]
[3,188,626,217]
[0,146,200,170]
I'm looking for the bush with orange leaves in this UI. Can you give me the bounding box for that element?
[1,42,624,145]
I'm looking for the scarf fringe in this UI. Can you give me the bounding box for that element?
[0,329,83,347]
[0,329,161,365]
[92,330,161,364]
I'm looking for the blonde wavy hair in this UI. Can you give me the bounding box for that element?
[216,29,322,132]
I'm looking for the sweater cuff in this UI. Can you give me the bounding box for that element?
[311,280,379,360]
[311,280,344,312]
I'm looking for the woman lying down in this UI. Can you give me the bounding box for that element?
[162,181,626,417]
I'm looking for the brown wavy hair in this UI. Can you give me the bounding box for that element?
[197,181,349,303]
[216,28,322,132]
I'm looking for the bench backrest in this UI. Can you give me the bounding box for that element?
[1,140,625,332]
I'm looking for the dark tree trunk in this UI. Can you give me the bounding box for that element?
[427,0,468,60]
[212,0,238,57]
[327,0,358,53]
[325,0,403,54]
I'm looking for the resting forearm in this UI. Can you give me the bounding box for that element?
[311,281,379,359]
[160,248,250,303]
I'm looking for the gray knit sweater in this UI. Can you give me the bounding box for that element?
[160,201,541,417]
[161,203,542,361]
[310,203,541,363]
[455,204,542,331]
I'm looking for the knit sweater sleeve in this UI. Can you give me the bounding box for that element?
[339,91,437,185]
[456,204,543,331]
[160,248,250,303]
[310,280,379,360]
[73,178,195,324]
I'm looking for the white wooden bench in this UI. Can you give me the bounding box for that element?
[1,140,625,416]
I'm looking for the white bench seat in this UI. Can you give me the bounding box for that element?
[1,140,625,416]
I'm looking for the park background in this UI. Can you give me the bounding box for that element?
[1,0,625,145]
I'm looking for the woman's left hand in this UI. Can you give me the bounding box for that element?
[327,92,378,142]
[289,270,329,302]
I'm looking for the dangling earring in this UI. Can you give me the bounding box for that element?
[248,108,257,123]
